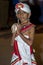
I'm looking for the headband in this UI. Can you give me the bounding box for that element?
[15,3,31,14]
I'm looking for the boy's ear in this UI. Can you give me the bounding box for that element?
[28,13,31,18]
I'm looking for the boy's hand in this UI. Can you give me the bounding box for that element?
[17,24,21,29]
[16,24,21,35]
[16,29,20,35]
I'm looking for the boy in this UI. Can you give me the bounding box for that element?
[11,2,37,65]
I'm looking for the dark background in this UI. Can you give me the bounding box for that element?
[0,0,43,65]
[0,0,43,29]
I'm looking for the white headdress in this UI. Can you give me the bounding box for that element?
[15,2,31,14]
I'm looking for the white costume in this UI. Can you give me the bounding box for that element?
[11,3,37,65]
[11,23,37,65]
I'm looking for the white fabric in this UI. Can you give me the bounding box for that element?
[15,35,32,65]
[24,35,29,39]
[15,3,31,14]
[11,35,36,65]
[11,24,17,33]
[11,53,18,63]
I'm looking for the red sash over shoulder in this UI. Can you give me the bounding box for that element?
[20,23,35,32]
[11,23,35,65]
[20,23,35,54]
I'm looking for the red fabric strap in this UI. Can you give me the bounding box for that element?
[20,24,34,32]
[13,40,21,60]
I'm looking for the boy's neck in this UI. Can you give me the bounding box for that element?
[21,19,30,26]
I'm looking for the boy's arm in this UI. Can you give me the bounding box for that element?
[28,26,35,45]
[11,23,17,46]
[11,32,16,46]
[19,26,35,46]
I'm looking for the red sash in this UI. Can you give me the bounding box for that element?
[20,23,34,54]
[20,23,34,33]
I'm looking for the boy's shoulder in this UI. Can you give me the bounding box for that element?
[26,23,35,31]
[11,23,18,33]
[11,23,18,27]
[27,22,35,28]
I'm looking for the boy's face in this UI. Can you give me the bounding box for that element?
[16,9,29,22]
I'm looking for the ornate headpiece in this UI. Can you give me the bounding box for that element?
[15,3,31,14]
